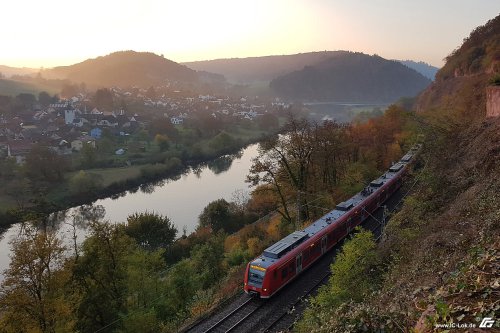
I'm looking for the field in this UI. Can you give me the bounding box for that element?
[0,78,61,96]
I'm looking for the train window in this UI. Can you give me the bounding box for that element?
[281,268,287,279]
[274,271,277,279]
[248,268,265,288]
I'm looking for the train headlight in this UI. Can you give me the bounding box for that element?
[263,288,267,291]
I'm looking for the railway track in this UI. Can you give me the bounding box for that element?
[186,188,407,333]
[260,272,331,333]
[203,296,264,333]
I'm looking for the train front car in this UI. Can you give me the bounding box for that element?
[244,256,274,297]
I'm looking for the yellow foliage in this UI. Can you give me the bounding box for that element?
[266,215,281,241]
[246,237,262,257]
[224,234,241,252]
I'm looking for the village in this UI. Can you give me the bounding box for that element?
[0,86,289,165]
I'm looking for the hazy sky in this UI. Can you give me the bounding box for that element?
[2,0,499,68]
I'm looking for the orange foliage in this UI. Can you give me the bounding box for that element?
[224,234,241,253]
[265,215,282,241]
[246,237,263,257]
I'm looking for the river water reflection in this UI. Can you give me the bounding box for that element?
[0,144,259,279]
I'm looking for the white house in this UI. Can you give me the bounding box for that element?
[64,109,76,125]
[170,117,183,125]
[71,139,83,151]
[90,108,103,115]
[72,117,89,128]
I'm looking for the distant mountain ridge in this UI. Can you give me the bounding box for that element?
[41,51,199,88]
[0,65,37,78]
[270,52,431,103]
[183,51,343,84]
[1,51,434,102]
[398,60,439,80]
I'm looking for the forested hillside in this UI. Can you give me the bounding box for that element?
[398,60,439,80]
[270,52,431,103]
[183,51,340,84]
[295,14,500,332]
[42,51,199,88]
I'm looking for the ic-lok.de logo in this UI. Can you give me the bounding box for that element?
[479,317,495,328]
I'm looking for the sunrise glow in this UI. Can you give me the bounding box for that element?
[1,0,499,68]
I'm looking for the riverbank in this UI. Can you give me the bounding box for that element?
[0,127,278,231]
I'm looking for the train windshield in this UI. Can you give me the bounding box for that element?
[248,266,265,288]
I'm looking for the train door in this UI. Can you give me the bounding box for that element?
[321,235,327,254]
[296,253,303,274]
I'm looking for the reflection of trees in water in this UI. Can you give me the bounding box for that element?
[11,205,107,258]
[111,191,127,199]
[139,180,165,194]
[66,204,106,258]
[140,183,155,194]
[233,150,243,159]
[41,205,106,235]
[170,173,182,181]
[192,165,204,178]
[208,154,236,174]
[70,205,106,228]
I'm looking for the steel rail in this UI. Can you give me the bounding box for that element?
[204,295,262,333]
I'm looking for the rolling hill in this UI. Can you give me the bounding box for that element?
[398,60,439,80]
[41,51,199,88]
[0,78,62,96]
[270,52,431,103]
[416,14,500,117]
[183,51,342,84]
[0,65,37,78]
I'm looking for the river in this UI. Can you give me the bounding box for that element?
[0,143,260,279]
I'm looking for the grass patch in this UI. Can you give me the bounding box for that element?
[0,192,18,211]
[0,78,60,96]
[67,166,143,187]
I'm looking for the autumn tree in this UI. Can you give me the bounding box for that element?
[311,120,351,190]
[198,199,240,233]
[79,142,98,168]
[93,88,114,111]
[149,118,178,142]
[190,233,225,289]
[38,91,53,107]
[121,249,167,333]
[248,115,315,224]
[72,221,134,332]
[24,144,69,183]
[0,228,73,332]
[154,134,170,152]
[69,170,103,196]
[4,177,32,210]
[16,93,36,108]
[124,212,177,251]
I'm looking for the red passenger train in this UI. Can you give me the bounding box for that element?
[244,145,420,298]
